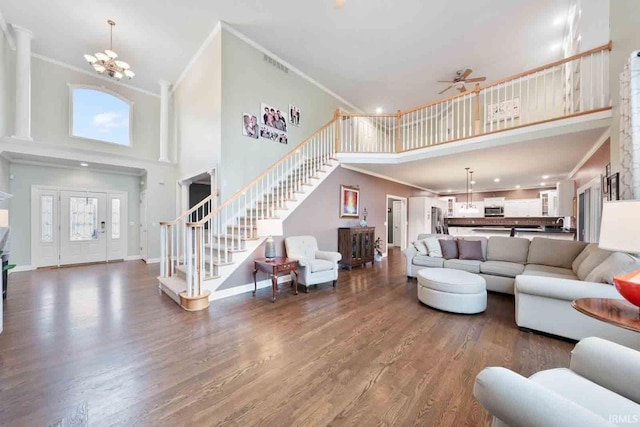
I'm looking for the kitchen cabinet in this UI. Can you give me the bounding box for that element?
[409,197,434,242]
[540,190,559,216]
[504,199,542,217]
[483,197,506,207]
[439,197,456,217]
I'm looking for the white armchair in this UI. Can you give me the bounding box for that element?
[474,337,640,427]
[284,235,342,291]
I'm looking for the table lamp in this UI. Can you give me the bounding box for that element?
[599,200,640,307]
[256,219,283,260]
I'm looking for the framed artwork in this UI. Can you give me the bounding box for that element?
[259,102,288,143]
[487,97,520,122]
[340,185,360,218]
[288,105,300,127]
[242,113,258,139]
[609,172,620,201]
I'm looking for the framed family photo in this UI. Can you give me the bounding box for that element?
[242,113,259,139]
[340,185,360,218]
[260,102,288,143]
[288,105,300,127]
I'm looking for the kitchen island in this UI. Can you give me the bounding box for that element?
[447,217,576,240]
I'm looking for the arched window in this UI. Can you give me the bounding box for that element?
[70,86,132,146]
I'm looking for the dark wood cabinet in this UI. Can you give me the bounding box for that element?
[338,227,375,269]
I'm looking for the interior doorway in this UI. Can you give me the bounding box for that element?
[31,186,128,268]
[385,195,407,255]
[577,177,603,242]
[178,169,216,216]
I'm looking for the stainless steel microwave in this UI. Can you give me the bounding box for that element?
[484,206,504,217]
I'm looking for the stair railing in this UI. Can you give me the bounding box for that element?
[160,194,214,279]
[181,118,337,298]
[338,41,612,153]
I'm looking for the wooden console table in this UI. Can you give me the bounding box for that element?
[253,257,299,303]
[572,298,640,333]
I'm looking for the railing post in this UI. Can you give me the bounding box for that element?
[473,83,481,135]
[395,110,402,152]
[166,224,172,276]
[333,109,340,153]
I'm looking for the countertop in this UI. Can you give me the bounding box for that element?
[463,226,576,234]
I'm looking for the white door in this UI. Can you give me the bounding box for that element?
[392,201,401,246]
[108,193,127,261]
[139,190,148,261]
[399,200,408,250]
[59,191,108,265]
[32,188,59,267]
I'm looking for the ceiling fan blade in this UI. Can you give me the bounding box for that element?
[437,80,455,83]
[439,85,453,95]
[460,68,473,80]
[465,77,487,83]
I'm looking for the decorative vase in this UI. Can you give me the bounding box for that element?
[360,219,367,227]
[613,269,640,307]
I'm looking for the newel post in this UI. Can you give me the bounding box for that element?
[395,110,403,153]
[474,83,481,135]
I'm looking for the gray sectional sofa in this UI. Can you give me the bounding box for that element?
[403,234,640,349]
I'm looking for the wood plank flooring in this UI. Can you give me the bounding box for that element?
[0,249,573,426]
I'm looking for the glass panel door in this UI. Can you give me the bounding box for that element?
[59,191,107,265]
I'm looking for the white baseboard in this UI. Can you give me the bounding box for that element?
[125,255,142,261]
[11,265,33,273]
[145,258,161,264]
[209,275,293,301]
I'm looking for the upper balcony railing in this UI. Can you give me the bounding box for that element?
[337,41,612,154]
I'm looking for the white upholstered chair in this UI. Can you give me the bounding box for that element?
[474,337,640,427]
[284,236,342,291]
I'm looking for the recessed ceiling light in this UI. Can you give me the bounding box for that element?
[542,175,550,179]
[493,178,500,182]
[540,182,546,186]
[80,163,89,167]
[447,189,452,193]
[470,180,476,185]
[375,107,383,114]
[550,42,562,52]
[515,185,521,189]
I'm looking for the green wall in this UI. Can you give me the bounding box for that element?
[219,28,352,201]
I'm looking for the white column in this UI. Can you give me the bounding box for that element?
[158,80,171,162]
[11,25,33,141]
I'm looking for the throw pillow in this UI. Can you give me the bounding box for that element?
[413,240,428,256]
[439,239,458,260]
[424,236,442,258]
[585,252,640,284]
[457,239,485,261]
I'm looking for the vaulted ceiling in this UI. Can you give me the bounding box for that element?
[1,0,608,110]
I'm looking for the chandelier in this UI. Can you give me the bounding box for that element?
[460,167,478,214]
[84,20,135,80]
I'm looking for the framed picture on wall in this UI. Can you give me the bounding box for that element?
[242,113,259,139]
[288,105,300,127]
[340,185,360,218]
[609,172,620,201]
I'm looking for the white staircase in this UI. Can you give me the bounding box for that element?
[159,119,339,307]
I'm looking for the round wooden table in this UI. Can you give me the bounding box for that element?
[572,298,640,333]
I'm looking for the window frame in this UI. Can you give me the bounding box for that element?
[68,84,134,147]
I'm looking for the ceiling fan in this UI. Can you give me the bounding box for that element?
[438,69,486,95]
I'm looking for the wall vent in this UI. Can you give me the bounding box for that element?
[263,54,289,74]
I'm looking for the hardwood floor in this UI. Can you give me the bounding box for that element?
[0,249,573,426]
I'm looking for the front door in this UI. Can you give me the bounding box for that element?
[59,191,108,265]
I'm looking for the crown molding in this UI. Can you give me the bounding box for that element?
[567,128,610,179]
[0,7,15,50]
[172,22,222,93]
[31,53,160,98]
[339,164,436,193]
[219,22,362,112]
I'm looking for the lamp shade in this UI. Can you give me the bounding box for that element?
[0,209,8,227]
[599,201,640,253]
[256,219,283,237]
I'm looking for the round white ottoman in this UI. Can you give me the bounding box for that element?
[417,268,487,314]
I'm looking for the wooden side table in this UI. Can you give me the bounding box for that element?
[572,298,640,333]
[253,257,299,303]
